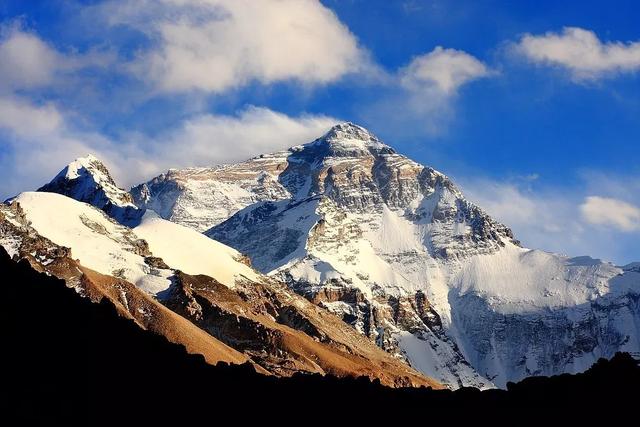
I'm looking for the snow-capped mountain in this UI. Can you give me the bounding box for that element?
[38,154,142,226]
[1,189,438,388]
[137,122,640,388]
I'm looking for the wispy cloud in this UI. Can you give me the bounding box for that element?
[119,106,338,181]
[0,23,115,94]
[514,27,640,81]
[459,174,640,264]
[362,46,491,136]
[0,97,337,197]
[580,196,640,231]
[0,25,60,91]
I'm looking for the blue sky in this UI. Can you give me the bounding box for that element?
[0,0,639,263]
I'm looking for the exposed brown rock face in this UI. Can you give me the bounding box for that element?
[165,272,441,388]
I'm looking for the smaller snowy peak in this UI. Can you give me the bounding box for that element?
[54,155,122,195]
[38,154,142,226]
[63,154,103,179]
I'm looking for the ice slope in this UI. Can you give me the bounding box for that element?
[133,212,260,288]
[447,245,640,387]
[15,192,173,296]
[451,245,636,313]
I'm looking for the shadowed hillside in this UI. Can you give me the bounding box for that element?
[3,246,638,423]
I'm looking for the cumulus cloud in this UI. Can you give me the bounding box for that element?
[362,46,490,136]
[0,18,339,195]
[515,27,640,80]
[97,0,367,93]
[580,196,640,231]
[400,46,490,93]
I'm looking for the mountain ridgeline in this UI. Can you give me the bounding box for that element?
[3,122,640,398]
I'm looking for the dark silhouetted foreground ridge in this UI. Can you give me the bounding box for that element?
[3,246,638,423]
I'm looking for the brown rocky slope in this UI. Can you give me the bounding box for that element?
[1,198,441,389]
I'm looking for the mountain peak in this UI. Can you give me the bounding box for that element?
[62,154,112,182]
[325,122,376,140]
[315,122,392,152]
[38,154,142,226]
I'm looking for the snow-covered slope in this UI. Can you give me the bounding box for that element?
[134,212,260,287]
[38,154,142,226]
[15,192,173,296]
[13,192,261,294]
[179,122,638,389]
[448,246,640,386]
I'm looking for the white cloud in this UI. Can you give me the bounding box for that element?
[516,27,640,80]
[99,0,367,93]
[400,46,490,93]
[0,98,337,197]
[461,179,582,245]
[0,24,116,94]
[0,97,64,138]
[0,96,119,196]
[151,107,338,168]
[0,26,60,91]
[580,196,640,231]
[361,46,489,136]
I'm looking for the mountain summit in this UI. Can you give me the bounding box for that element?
[131,122,640,388]
[311,122,394,152]
[38,154,142,226]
